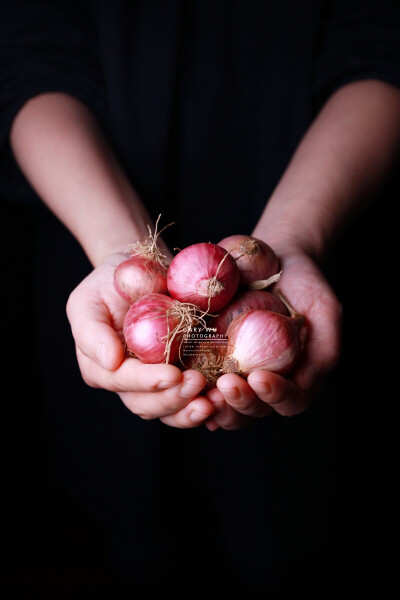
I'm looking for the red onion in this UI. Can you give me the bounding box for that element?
[123,293,208,365]
[210,289,289,334]
[167,242,240,312]
[223,292,304,376]
[114,215,172,304]
[114,255,168,304]
[218,234,280,288]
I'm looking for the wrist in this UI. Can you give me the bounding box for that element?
[91,216,174,268]
[252,208,328,265]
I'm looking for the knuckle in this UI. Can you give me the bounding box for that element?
[131,403,160,421]
[65,288,79,319]
[120,392,164,421]
[136,410,156,421]
[76,352,103,389]
[80,371,101,389]
[158,393,182,416]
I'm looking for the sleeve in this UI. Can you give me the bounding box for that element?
[313,0,400,108]
[0,0,105,201]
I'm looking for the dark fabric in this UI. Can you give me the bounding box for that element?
[1,0,400,592]
[2,1,400,233]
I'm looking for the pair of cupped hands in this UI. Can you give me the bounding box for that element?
[66,243,342,430]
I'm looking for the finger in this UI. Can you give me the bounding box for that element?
[217,373,274,418]
[79,355,208,421]
[205,386,252,430]
[120,368,208,420]
[67,291,126,371]
[247,369,313,417]
[160,397,215,428]
[76,348,184,392]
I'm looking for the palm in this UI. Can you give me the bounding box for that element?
[66,254,132,370]
[274,252,342,394]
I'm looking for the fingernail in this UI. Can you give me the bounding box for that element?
[156,380,177,390]
[96,343,110,370]
[219,386,240,401]
[250,374,271,395]
[260,380,271,395]
[180,381,200,399]
[189,410,207,423]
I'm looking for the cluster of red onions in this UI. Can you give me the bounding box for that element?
[115,217,305,385]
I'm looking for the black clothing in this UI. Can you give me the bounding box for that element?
[1,0,400,593]
[2,1,400,244]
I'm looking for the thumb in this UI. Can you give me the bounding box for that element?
[66,291,126,371]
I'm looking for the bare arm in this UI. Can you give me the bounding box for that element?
[253,79,400,261]
[10,92,160,267]
[10,91,212,429]
[208,79,400,428]
[9,82,400,428]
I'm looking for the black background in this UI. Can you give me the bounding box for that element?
[2,162,399,596]
[1,2,399,595]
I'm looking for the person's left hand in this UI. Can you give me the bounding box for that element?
[204,250,342,430]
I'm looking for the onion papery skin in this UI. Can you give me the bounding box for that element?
[217,234,279,287]
[167,242,240,312]
[114,255,168,304]
[210,290,289,334]
[223,309,304,376]
[123,293,182,364]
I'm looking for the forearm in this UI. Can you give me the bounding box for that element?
[10,92,155,266]
[254,80,400,261]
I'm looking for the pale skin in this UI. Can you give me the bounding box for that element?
[10,81,400,429]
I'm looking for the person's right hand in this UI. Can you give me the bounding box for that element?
[66,254,214,428]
